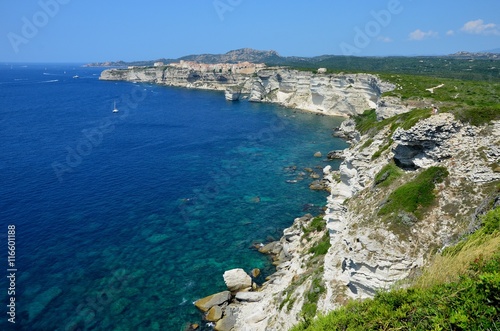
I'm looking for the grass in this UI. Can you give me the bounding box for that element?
[380,73,500,126]
[354,109,379,135]
[352,74,499,143]
[359,138,373,150]
[373,162,403,187]
[379,166,449,219]
[300,274,326,323]
[371,139,393,160]
[291,206,500,331]
[354,108,432,139]
[413,206,500,289]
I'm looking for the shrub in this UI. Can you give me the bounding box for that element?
[302,216,326,238]
[308,232,331,257]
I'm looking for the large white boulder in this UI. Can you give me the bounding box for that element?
[223,268,252,292]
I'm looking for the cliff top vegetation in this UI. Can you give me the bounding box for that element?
[291,206,500,331]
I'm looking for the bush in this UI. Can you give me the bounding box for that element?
[308,232,331,257]
[302,216,326,238]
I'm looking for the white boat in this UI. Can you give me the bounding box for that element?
[112,101,119,113]
[73,75,79,79]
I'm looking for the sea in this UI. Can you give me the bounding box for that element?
[0,64,348,330]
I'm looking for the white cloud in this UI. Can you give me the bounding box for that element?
[377,36,393,43]
[409,29,438,41]
[461,19,500,36]
[446,30,455,36]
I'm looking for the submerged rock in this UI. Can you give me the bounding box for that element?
[110,298,132,316]
[309,180,329,191]
[251,268,261,278]
[25,286,62,322]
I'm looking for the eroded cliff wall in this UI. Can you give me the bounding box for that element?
[100,65,396,117]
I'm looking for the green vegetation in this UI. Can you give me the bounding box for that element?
[291,207,500,331]
[300,273,327,323]
[354,108,432,138]
[279,291,296,312]
[359,138,373,150]
[279,55,500,82]
[302,216,327,238]
[379,166,449,219]
[308,232,331,257]
[416,206,500,289]
[373,162,403,187]
[354,109,379,135]
[301,216,331,257]
[371,139,393,160]
[380,73,500,126]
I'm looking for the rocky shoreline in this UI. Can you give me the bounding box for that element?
[188,212,333,331]
[188,111,500,330]
[99,62,500,330]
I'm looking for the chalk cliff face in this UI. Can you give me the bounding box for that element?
[100,64,397,117]
[319,114,500,310]
[228,114,500,330]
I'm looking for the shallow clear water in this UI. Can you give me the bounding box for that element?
[0,64,348,330]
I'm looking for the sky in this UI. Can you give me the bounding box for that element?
[1,0,500,63]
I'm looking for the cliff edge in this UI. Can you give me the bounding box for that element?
[99,62,398,117]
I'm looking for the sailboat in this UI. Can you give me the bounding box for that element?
[112,101,119,113]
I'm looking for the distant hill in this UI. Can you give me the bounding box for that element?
[85,48,500,82]
[84,48,282,67]
[179,48,282,63]
[85,48,500,68]
[448,51,500,60]
[484,48,500,54]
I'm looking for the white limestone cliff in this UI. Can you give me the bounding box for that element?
[319,113,500,311]
[101,64,500,330]
[228,114,500,330]
[100,64,399,117]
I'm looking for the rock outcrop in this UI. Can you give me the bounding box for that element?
[319,114,500,312]
[224,113,500,330]
[194,291,231,312]
[100,63,400,117]
[392,113,463,168]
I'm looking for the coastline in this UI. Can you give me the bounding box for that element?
[98,62,400,118]
[99,62,500,330]
[98,63,401,330]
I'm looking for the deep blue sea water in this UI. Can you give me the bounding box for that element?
[0,64,348,330]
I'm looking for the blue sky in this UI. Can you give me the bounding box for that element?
[1,0,500,62]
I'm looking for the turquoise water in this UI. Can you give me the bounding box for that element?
[0,64,348,330]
